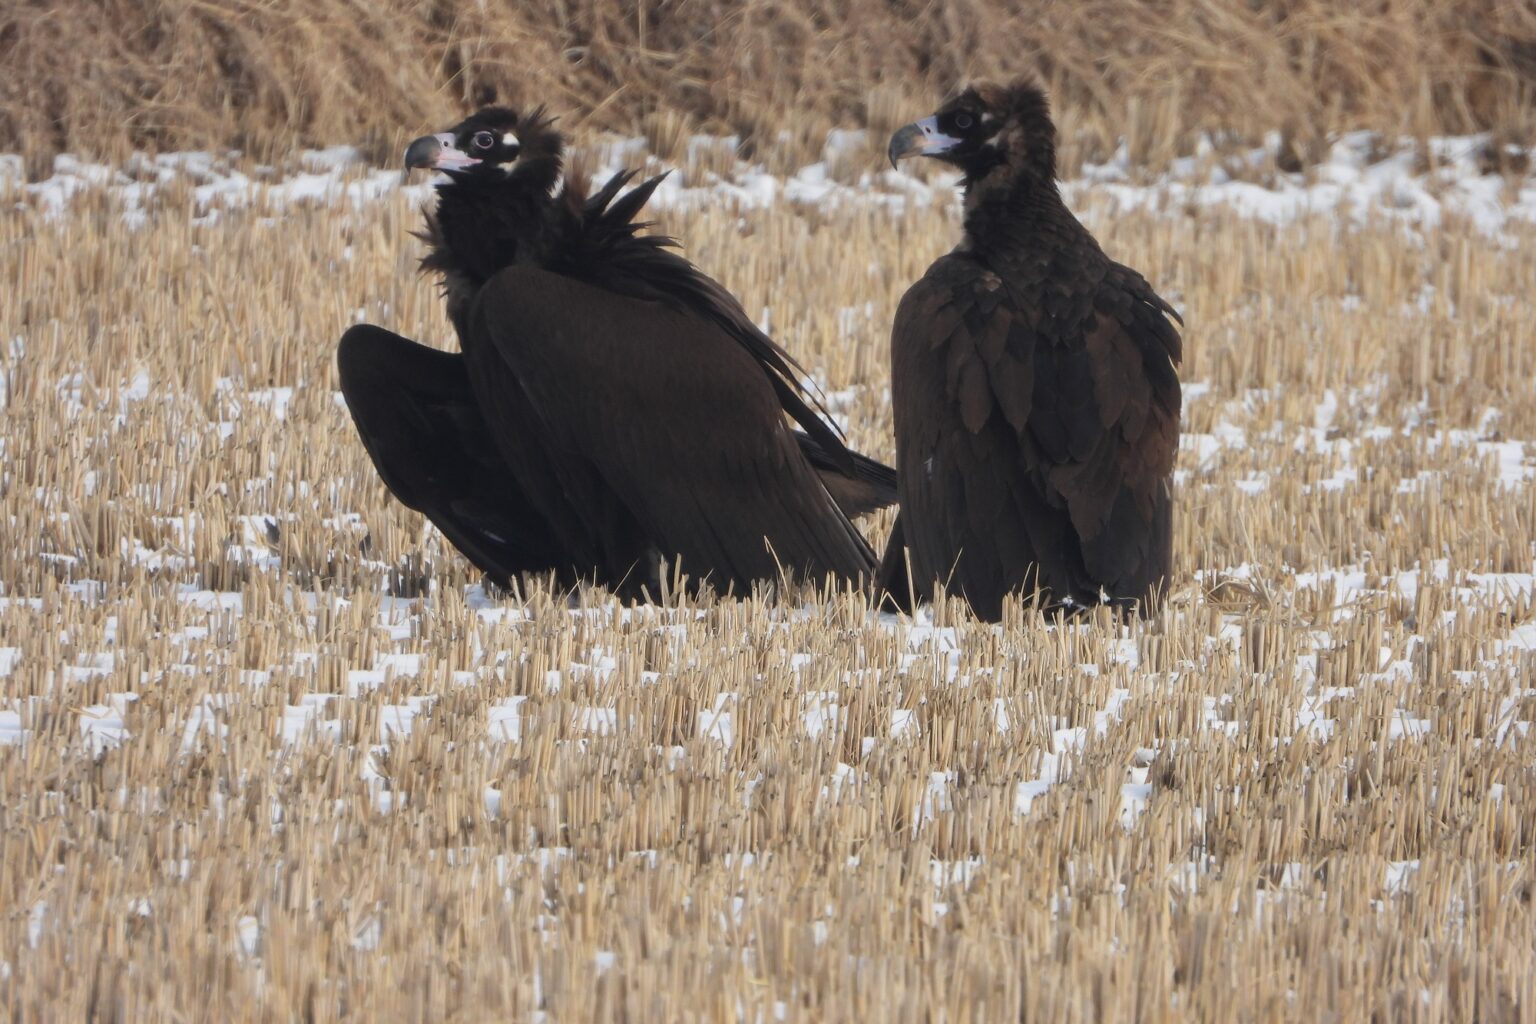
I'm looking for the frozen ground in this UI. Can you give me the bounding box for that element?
[4,127,1535,779]
[4,129,1534,237]
[2,128,1534,1001]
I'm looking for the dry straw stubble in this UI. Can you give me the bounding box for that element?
[1,142,1535,1018]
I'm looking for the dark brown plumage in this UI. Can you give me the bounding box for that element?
[337,324,580,587]
[339,106,894,597]
[879,78,1182,621]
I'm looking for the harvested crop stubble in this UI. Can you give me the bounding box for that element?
[1,145,1535,1019]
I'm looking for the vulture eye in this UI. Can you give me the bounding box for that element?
[952,112,976,130]
[471,131,497,150]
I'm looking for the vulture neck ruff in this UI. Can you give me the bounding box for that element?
[420,167,561,326]
[960,169,1087,263]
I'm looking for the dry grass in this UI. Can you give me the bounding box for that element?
[4,0,1536,175]
[2,158,1536,1020]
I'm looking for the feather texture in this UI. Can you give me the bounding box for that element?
[341,106,891,596]
[879,78,1182,620]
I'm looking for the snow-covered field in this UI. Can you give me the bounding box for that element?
[2,133,1534,1018]
[7,128,1536,237]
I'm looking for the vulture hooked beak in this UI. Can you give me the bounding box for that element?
[887,116,961,168]
[404,132,480,173]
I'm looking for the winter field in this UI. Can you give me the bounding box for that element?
[3,133,1536,1019]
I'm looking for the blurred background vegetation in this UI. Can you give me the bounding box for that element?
[3,0,1534,174]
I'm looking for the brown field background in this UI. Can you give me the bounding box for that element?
[2,162,1535,1017]
[4,3,1536,1020]
[3,0,1536,174]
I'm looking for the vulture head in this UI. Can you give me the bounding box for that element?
[887,77,1057,190]
[404,105,564,193]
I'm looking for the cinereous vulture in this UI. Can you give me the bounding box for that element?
[879,78,1182,621]
[339,106,896,598]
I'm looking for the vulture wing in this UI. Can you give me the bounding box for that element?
[794,430,898,520]
[886,254,1181,617]
[336,325,576,586]
[466,265,879,593]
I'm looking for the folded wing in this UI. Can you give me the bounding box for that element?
[467,266,879,593]
[886,255,1180,617]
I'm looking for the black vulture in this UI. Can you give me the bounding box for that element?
[878,78,1182,621]
[338,106,895,598]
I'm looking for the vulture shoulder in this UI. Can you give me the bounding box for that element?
[553,171,858,475]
